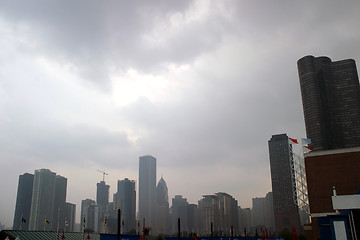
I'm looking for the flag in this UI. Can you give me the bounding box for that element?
[289,137,298,144]
[302,138,311,144]
[265,228,269,240]
[104,217,107,225]
[45,219,50,224]
[304,146,314,151]
[292,227,298,240]
[260,227,264,240]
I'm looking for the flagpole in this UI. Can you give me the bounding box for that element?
[20,214,23,230]
[57,208,60,235]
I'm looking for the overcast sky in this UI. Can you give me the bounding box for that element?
[1,1,360,227]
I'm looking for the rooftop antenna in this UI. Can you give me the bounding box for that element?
[97,170,108,182]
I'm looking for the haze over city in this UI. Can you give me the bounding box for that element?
[1,1,360,228]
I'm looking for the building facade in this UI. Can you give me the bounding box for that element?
[216,192,239,235]
[268,134,301,234]
[297,55,360,151]
[304,147,360,239]
[29,169,67,231]
[65,202,76,232]
[80,199,96,232]
[238,207,251,236]
[117,178,136,233]
[251,193,274,234]
[171,195,189,234]
[13,173,34,230]
[198,195,219,235]
[138,155,157,230]
[156,177,169,235]
[96,181,110,206]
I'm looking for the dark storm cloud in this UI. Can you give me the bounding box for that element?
[0,0,221,87]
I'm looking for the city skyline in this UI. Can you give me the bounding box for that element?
[1,1,360,228]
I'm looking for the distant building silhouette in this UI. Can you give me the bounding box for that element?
[198,193,238,235]
[155,177,169,234]
[96,180,110,233]
[251,192,274,233]
[138,155,156,229]
[116,178,136,233]
[238,207,251,236]
[53,175,67,231]
[96,181,109,206]
[216,192,239,235]
[297,55,360,151]
[80,199,96,232]
[170,195,189,234]
[29,169,67,231]
[268,134,301,234]
[187,203,199,234]
[65,202,76,232]
[13,173,34,230]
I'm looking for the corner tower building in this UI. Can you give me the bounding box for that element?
[297,56,360,151]
[268,134,301,234]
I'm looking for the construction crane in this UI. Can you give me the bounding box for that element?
[97,170,108,182]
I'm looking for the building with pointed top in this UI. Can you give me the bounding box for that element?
[156,177,169,234]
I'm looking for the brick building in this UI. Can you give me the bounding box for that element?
[304,147,360,239]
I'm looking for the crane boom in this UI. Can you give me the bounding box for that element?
[97,170,108,182]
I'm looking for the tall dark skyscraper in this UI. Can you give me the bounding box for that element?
[13,173,34,230]
[96,181,110,206]
[268,134,301,234]
[29,169,67,231]
[297,55,360,151]
[139,155,156,229]
[117,178,136,233]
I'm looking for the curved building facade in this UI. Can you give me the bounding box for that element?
[297,55,360,151]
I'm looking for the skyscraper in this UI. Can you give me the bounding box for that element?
[65,202,76,232]
[268,134,301,234]
[117,178,136,233]
[139,155,156,229]
[216,192,239,235]
[96,181,110,206]
[80,199,96,232]
[13,173,34,230]
[29,169,67,231]
[251,193,274,233]
[198,195,219,235]
[155,177,169,234]
[171,195,189,234]
[53,175,67,231]
[297,55,360,151]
